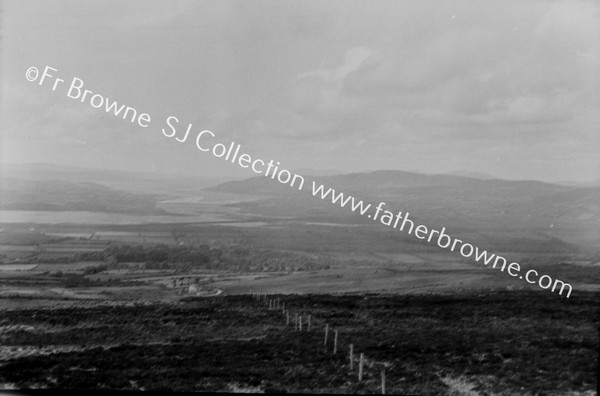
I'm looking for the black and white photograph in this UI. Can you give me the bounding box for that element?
[0,0,599,394]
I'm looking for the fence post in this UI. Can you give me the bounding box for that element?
[358,353,364,381]
[294,313,298,330]
[333,330,338,354]
[349,344,354,369]
[307,315,311,331]
[286,310,289,326]
[299,315,303,331]
[324,324,329,346]
[381,369,386,395]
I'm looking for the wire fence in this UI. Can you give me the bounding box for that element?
[250,290,390,394]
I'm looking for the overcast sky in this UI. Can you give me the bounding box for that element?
[1,0,599,182]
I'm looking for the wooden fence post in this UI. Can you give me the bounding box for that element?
[324,324,329,346]
[286,310,289,325]
[333,330,338,354]
[299,315,303,331]
[358,353,364,381]
[307,315,311,331]
[349,344,354,369]
[381,369,386,395]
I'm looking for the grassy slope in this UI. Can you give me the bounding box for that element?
[0,291,597,394]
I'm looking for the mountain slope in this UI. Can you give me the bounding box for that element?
[0,178,165,214]
[208,170,600,251]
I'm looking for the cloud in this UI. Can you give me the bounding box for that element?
[2,0,599,181]
[300,46,374,83]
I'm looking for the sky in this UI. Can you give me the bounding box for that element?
[1,0,599,183]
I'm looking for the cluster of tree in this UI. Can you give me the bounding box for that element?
[104,243,332,273]
[50,271,136,288]
[82,263,109,275]
[517,256,576,266]
[6,250,109,264]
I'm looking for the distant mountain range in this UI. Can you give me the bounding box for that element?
[1,164,598,252]
[211,169,576,201]
[0,163,237,194]
[209,169,600,252]
[445,170,496,179]
[1,163,168,182]
[0,178,167,214]
[0,163,218,213]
